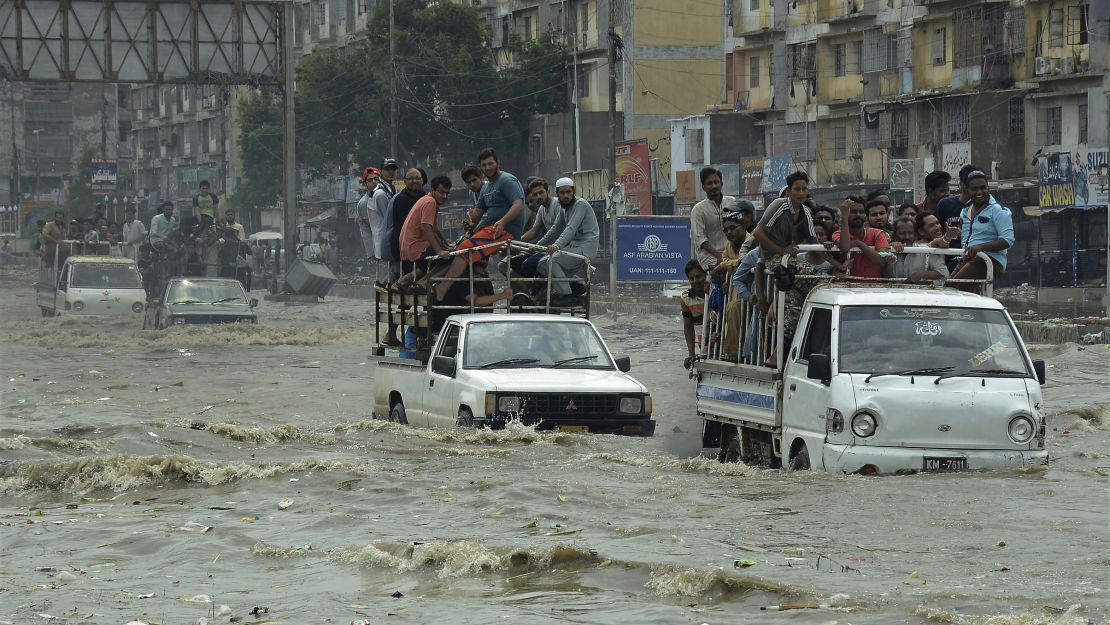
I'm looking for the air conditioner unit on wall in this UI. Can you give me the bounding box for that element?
[1034,56,1050,76]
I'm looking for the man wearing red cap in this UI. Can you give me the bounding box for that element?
[357,166,381,267]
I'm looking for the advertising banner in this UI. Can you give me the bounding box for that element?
[715,163,741,196]
[615,139,652,215]
[615,216,690,281]
[1038,149,1109,208]
[741,157,763,195]
[89,157,118,196]
[761,156,791,193]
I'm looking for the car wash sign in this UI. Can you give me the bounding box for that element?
[615,216,690,281]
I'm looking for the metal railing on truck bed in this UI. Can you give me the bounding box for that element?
[373,240,593,359]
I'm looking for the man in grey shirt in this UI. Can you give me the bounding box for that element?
[535,177,599,307]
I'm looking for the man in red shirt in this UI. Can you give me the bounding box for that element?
[394,175,453,292]
[833,196,893,279]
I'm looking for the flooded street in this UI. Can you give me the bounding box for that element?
[1,267,1107,625]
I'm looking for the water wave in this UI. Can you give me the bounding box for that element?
[206,422,337,445]
[252,541,320,559]
[0,453,360,495]
[335,540,602,579]
[341,418,583,446]
[0,434,104,452]
[1,321,376,348]
[587,452,762,477]
[1054,403,1108,430]
[646,565,804,598]
[913,604,1092,625]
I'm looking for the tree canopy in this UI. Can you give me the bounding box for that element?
[236,0,570,212]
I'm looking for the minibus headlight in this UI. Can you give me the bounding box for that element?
[1008,416,1035,444]
[851,412,877,438]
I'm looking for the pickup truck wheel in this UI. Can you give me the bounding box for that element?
[788,444,811,471]
[456,408,475,429]
[389,402,409,426]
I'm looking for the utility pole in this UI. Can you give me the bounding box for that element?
[8,84,18,207]
[606,0,617,181]
[389,0,398,160]
[282,3,297,271]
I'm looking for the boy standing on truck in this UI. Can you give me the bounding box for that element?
[681,259,708,370]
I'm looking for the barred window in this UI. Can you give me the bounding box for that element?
[1067,4,1089,46]
[1036,106,1062,146]
[1008,97,1025,135]
[942,96,969,143]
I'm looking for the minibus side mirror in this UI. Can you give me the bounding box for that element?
[807,354,831,386]
[1032,359,1046,385]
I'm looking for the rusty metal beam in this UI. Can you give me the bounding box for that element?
[0,0,283,85]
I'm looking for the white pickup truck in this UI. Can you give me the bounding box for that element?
[35,254,146,318]
[696,249,1048,475]
[372,314,655,436]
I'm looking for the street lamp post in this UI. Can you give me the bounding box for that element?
[30,128,44,199]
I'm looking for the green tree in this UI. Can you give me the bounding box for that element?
[234,89,283,222]
[64,145,97,216]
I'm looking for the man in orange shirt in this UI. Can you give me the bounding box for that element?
[394,175,453,292]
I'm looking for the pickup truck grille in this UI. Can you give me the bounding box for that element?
[516,393,619,419]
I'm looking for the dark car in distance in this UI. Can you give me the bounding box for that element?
[148,277,258,329]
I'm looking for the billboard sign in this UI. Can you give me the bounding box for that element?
[741,157,763,195]
[615,216,690,281]
[615,139,652,215]
[89,157,118,196]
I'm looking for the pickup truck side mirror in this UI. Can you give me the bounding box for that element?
[614,355,631,372]
[431,355,457,377]
[807,354,831,385]
[250,297,259,308]
[1031,359,1046,385]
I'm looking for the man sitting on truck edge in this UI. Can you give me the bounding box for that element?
[951,169,1013,292]
[394,175,454,293]
[533,177,599,308]
[42,210,68,264]
[434,148,527,302]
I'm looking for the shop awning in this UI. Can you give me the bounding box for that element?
[1023,204,1107,217]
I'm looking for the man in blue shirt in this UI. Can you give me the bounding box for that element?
[433,147,525,302]
[951,169,1014,292]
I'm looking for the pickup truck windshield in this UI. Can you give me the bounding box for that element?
[839,306,1030,377]
[167,280,247,304]
[71,264,142,288]
[464,321,615,369]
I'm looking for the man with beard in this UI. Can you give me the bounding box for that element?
[386,168,427,281]
[371,159,400,286]
[534,178,599,307]
[834,195,892,280]
[690,167,739,271]
[42,210,69,264]
[951,170,1013,291]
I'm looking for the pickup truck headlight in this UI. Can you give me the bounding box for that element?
[173,317,186,325]
[498,396,521,412]
[619,397,643,414]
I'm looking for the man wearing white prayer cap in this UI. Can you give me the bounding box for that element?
[534,177,600,307]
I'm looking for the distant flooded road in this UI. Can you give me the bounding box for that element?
[1,268,1107,625]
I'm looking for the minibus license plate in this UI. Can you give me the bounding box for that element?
[923,457,968,472]
[555,425,588,433]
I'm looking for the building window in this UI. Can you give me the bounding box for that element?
[851,40,863,74]
[942,96,969,142]
[932,27,947,65]
[1078,104,1088,144]
[833,43,846,77]
[750,0,758,10]
[1008,97,1024,135]
[1067,4,1089,45]
[891,108,909,153]
[529,134,543,164]
[358,0,371,16]
[1005,7,1026,56]
[523,15,533,40]
[312,1,327,26]
[576,66,590,98]
[580,2,588,41]
[1037,106,1062,146]
[790,42,816,79]
[1049,8,1064,47]
[749,55,760,88]
[834,126,847,160]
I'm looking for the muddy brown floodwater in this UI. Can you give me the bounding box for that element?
[0,266,1107,625]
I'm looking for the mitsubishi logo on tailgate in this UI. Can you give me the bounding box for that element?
[565,399,578,411]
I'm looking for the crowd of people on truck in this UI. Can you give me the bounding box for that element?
[355,147,601,346]
[680,164,1015,370]
[32,180,265,297]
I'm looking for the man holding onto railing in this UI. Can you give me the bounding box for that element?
[433,148,527,302]
[534,177,599,308]
[394,176,454,293]
[951,170,1012,292]
[834,195,893,280]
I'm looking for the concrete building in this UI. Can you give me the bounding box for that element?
[1,82,125,222]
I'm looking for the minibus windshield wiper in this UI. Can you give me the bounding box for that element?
[864,366,953,383]
[934,368,1027,384]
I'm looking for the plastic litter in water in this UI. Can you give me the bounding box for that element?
[55,570,77,583]
[278,497,294,510]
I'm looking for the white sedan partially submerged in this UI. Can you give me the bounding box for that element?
[372,314,655,436]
